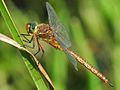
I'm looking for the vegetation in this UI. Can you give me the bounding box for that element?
[0,0,119,90]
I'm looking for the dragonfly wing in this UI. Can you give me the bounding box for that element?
[46,2,59,30]
[46,2,71,48]
[54,23,71,48]
[46,2,77,70]
[64,49,78,70]
[54,33,78,70]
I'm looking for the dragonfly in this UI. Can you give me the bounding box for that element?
[20,2,112,86]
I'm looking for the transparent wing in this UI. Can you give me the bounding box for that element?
[46,2,77,70]
[46,2,71,48]
[64,49,78,70]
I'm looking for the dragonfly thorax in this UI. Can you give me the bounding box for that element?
[35,23,63,51]
[36,24,51,35]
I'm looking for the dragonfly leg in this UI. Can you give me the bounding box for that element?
[18,33,30,37]
[19,34,31,42]
[20,34,35,49]
[34,38,44,57]
[24,36,35,48]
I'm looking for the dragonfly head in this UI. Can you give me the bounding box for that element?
[26,22,38,34]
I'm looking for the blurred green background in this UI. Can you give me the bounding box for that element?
[0,0,120,90]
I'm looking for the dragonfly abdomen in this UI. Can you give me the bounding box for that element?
[66,48,111,85]
[46,38,63,51]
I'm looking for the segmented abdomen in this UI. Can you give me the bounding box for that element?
[66,48,111,85]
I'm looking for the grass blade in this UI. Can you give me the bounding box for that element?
[0,0,54,90]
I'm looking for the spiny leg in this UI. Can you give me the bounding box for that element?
[20,34,44,59]
[23,36,35,49]
[20,34,31,43]
[20,34,35,49]
[35,38,44,58]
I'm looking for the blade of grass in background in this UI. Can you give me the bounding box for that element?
[79,0,112,43]
[97,0,120,90]
[0,0,50,90]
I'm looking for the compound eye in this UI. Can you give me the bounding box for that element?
[32,27,35,30]
[29,22,38,33]
[26,23,30,33]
